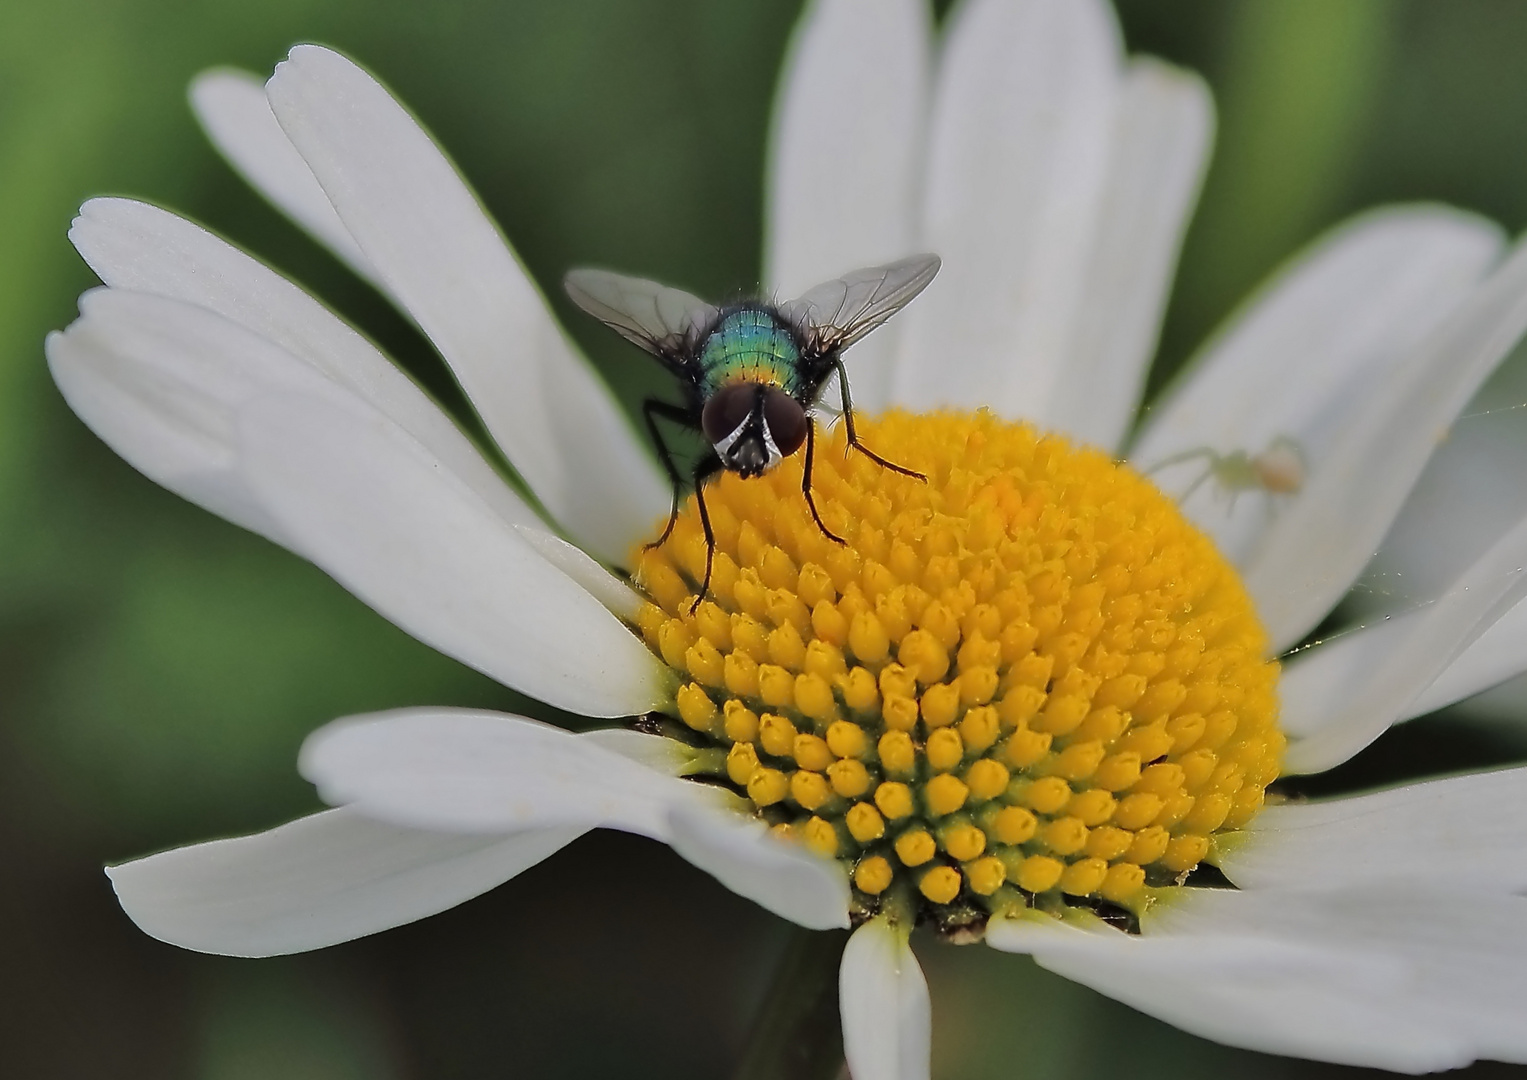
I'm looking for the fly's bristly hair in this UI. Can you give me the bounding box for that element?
[563,255,941,607]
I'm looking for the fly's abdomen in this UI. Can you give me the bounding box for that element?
[698,308,802,396]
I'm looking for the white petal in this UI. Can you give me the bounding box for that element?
[1130,208,1503,647]
[299,709,724,837]
[1347,360,1527,715]
[265,44,667,563]
[1044,59,1212,450]
[49,290,662,716]
[578,728,689,774]
[991,887,1527,1072]
[108,806,581,957]
[1154,888,1527,1068]
[1219,766,1527,892]
[189,69,378,285]
[1352,362,1527,622]
[582,727,742,780]
[68,198,536,532]
[512,525,643,621]
[1406,598,1527,717]
[839,919,931,1080]
[1279,469,1527,773]
[893,0,1121,419]
[666,805,850,930]
[1281,589,1527,736]
[1244,223,1527,650]
[765,0,931,414]
[48,287,355,545]
[988,911,1431,1070]
[1134,207,1501,472]
[238,392,670,718]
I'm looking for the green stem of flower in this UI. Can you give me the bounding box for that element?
[732,927,849,1080]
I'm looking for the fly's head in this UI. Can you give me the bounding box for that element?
[702,382,807,478]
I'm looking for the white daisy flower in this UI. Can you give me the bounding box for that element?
[47,0,1527,1076]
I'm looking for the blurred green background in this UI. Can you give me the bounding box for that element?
[6,0,1527,1076]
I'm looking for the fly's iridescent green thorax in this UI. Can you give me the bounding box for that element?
[698,307,803,397]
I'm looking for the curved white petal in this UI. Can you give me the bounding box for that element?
[579,728,689,774]
[189,68,378,285]
[264,44,667,563]
[50,290,664,717]
[1130,208,1503,644]
[1134,207,1501,472]
[1283,591,1527,736]
[988,912,1429,1070]
[992,886,1527,1072]
[893,0,1121,419]
[512,525,643,621]
[1242,228,1527,649]
[1346,361,1527,716]
[68,197,535,532]
[765,0,931,414]
[1044,59,1212,450]
[1219,766,1527,892]
[108,806,581,957]
[238,392,670,717]
[839,919,931,1080]
[48,287,358,545]
[1352,363,1527,622]
[299,709,723,837]
[1154,887,1527,1069]
[1279,466,1527,773]
[1405,599,1527,717]
[666,805,849,930]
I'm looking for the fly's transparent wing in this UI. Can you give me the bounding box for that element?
[778,254,941,354]
[563,269,719,362]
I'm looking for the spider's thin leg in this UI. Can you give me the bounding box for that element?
[835,358,925,481]
[1179,466,1214,504]
[689,451,724,614]
[642,398,695,550]
[803,421,846,545]
[1144,447,1222,476]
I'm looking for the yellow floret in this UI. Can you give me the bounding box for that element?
[631,411,1283,938]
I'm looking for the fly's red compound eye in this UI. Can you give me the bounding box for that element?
[762,388,807,456]
[701,383,757,445]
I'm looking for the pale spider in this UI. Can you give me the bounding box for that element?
[1146,435,1306,511]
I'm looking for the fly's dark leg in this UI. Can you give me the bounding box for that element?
[641,398,697,550]
[690,452,724,614]
[834,359,926,481]
[802,421,846,545]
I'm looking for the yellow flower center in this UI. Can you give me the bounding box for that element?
[633,411,1282,937]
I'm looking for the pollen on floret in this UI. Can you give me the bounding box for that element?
[632,411,1283,940]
